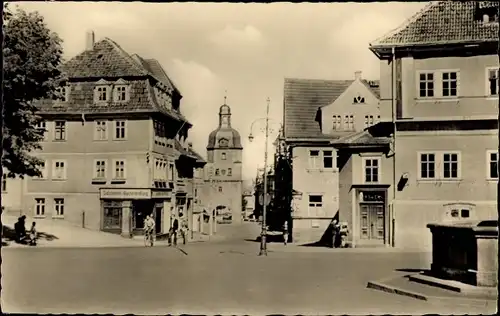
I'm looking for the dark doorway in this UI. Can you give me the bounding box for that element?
[155,206,162,234]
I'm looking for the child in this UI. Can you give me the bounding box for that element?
[29,222,38,246]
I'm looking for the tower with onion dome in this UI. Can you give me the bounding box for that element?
[204,97,243,224]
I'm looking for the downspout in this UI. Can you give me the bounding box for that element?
[391,46,396,248]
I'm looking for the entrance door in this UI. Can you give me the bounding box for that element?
[360,204,385,244]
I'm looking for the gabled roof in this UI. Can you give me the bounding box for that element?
[38,36,190,124]
[332,129,391,148]
[370,1,499,48]
[283,78,380,139]
[63,38,149,78]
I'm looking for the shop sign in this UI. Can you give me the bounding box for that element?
[152,190,171,199]
[100,189,151,199]
[360,191,385,203]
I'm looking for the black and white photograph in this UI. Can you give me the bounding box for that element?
[1,1,498,314]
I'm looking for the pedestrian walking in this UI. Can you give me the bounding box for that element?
[282,221,289,246]
[169,215,179,246]
[180,218,188,245]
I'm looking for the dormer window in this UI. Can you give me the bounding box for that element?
[97,87,108,101]
[353,96,365,104]
[56,85,69,102]
[94,79,111,103]
[114,86,128,102]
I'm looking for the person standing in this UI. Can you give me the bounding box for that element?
[330,219,340,248]
[169,215,179,246]
[282,221,289,246]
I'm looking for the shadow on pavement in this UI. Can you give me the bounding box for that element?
[2,225,59,246]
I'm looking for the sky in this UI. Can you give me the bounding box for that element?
[15,1,427,181]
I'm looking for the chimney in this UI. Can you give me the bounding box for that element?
[86,30,95,51]
[354,71,362,80]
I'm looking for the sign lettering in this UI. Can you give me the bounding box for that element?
[100,189,151,199]
[361,191,385,203]
[152,191,171,199]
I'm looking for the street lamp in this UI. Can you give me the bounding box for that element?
[248,97,282,256]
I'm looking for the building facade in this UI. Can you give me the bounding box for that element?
[283,73,381,244]
[368,0,499,249]
[282,1,498,249]
[21,31,205,238]
[204,102,244,224]
[1,174,23,214]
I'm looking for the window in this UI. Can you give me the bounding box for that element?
[323,150,333,169]
[450,209,470,219]
[115,86,128,102]
[419,72,434,97]
[221,169,226,176]
[215,168,220,176]
[308,195,323,217]
[227,168,232,176]
[38,160,47,179]
[94,121,107,140]
[308,150,320,169]
[221,153,227,160]
[443,153,459,179]
[57,86,69,102]
[353,96,365,104]
[419,153,436,179]
[96,86,109,101]
[52,160,67,180]
[113,160,126,179]
[54,198,64,217]
[488,151,498,179]
[114,120,126,139]
[487,68,499,96]
[35,198,45,216]
[442,72,458,97]
[169,163,175,181]
[36,121,47,141]
[332,115,341,130]
[363,158,380,183]
[94,160,106,179]
[54,121,66,141]
[1,174,6,192]
[346,115,354,130]
[364,115,375,128]
[218,186,223,192]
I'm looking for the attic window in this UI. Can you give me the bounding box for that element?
[353,96,365,104]
[56,86,69,102]
[114,86,128,102]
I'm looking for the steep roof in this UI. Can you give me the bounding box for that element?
[283,78,380,139]
[370,1,499,48]
[131,54,182,97]
[63,38,149,78]
[38,37,189,124]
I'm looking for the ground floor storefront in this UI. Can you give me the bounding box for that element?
[100,188,174,237]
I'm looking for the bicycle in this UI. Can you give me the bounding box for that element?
[144,229,155,247]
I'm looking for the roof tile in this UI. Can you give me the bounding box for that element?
[371,1,499,47]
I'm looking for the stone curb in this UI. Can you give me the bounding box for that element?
[366,275,497,309]
[268,245,429,254]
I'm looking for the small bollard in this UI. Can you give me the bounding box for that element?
[82,211,85,228]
